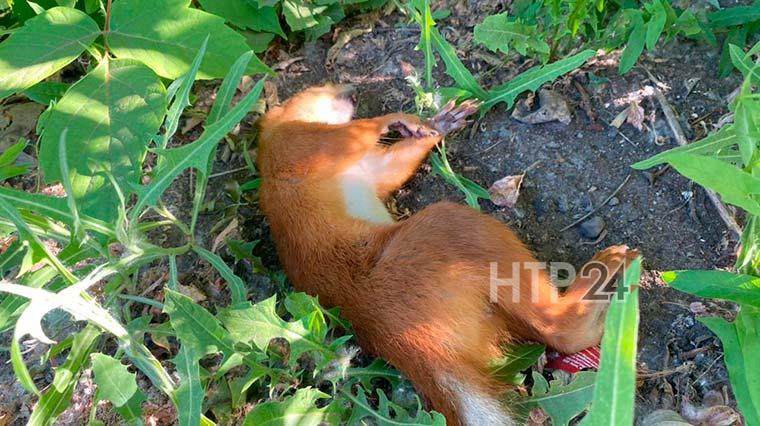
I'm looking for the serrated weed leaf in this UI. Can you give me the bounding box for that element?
[0,7,99,99]
[484,50,595,111]
[243,387,332,426]
[519,371,597,425]
[163,288,237,360]
[90,353,140,408]
[130,78,265,220]
[172,345,203,426]
[217,296,333,368]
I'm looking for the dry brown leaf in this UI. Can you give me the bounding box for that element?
[526,408,550,426]
[178,284,207,303]
[326,27,373,67]
[611,106,630,128]
[211,217,239,253]
[681,398,741,426]
[512,89,571,125]
[489,173,525,208]
[0,103,44,152]
[264,80,280,107]
[626,100,645,131]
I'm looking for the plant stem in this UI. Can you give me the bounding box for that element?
[103,0,112,56]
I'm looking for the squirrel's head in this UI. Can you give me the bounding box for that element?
[270,83,357,125]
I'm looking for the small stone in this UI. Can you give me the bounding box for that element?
[580,216,605,239]
[555,195,570,213]
[608,196,620,206]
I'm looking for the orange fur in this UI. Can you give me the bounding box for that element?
[256,84,638,425]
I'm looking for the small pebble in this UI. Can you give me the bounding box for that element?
[555,194,570,213]
[580,216,605,239]
[609,196,620,206]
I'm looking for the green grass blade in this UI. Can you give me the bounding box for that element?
[662,270,760,307]
[11,338,39,395]
[27,326,100,426]
[582,257,641,426]
[162,36,209,150]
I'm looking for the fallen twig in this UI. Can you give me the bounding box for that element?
[560,174,631,232]
[643,67,743,238]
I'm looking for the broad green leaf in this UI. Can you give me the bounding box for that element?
[645,0,667,50]
[663,270,760,308]
[163,288,237,359]
[217,296,332,368]
[172,345,203,426]
[198,0,284,37]
[281,0,327,31]
[484,50,595,111]
[660,152,760,216]
[23,81,69,104]
[631,125,737,170]
[519,371,597,426]
[0,7,99,99]
[342,385,445,425]
[430,27,487,99]
[490,343,545,385]
[194,246,247,305]
[737,216,760,276]
[619,12,645,74]
[244,388,332,426]
[38,59,167,222]
[474,14,549,57]
[130,78,265,220]
[700,309,760,426]
[90,353,140,408]
[107,0,272,79]
[582,258,641,426]
[27,326,100,426]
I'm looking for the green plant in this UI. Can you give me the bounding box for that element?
[0,25,442,426]
[472,0,759,76]
[401,0,598,208]
[633,41,760,424]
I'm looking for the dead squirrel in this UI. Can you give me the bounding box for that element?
[256,84,638,425]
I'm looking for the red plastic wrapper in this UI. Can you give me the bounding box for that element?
[545,346,601,373]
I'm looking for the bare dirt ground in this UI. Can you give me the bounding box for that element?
[240,4,743,422]
[0,2,748,425]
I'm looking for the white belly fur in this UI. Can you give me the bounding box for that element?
[340,165,393,224]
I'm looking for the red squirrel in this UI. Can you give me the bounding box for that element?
[256,84,638,425]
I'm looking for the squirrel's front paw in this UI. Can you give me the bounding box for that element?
[389,119,440,138]
[429,100,480,135]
